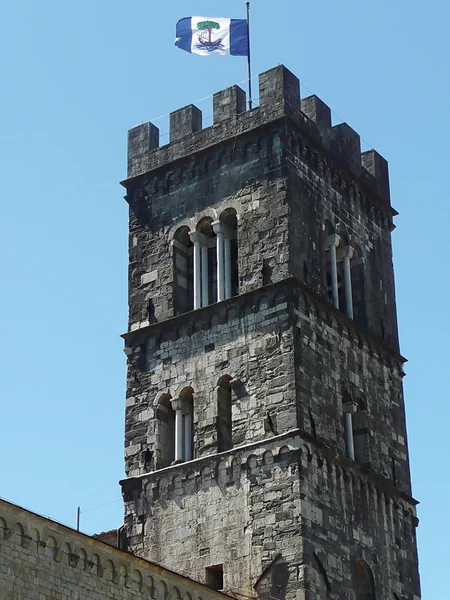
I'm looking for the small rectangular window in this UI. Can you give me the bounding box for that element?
[206,565,224,591]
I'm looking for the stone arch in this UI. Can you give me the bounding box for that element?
[118,564,128,586]
[156,392,175,468]
[279,445,293,461]
[247,455,259,473]
[147,575,156,597]
[217,375,233,452]
[0,517,6,539]
[354,560,376,600]
[351,242,367,328]
[105,559,117,582]
[131,569,143,591]
[192,163,202,178]
[173,225,194,315]
[219,207,239,297]
[218,150,231,167]
[31,527,41,547]
[274,290,287,305]
[62,542,71,562]
[159,579,169,600]
[172,586,182,600]
[79,548,88,570]
[227,306,239,322]
[218,197,242,219]
[258,296,270,311]
[310,551,331,597]
[195,215,218,305]
[12,522,24,545]
[263,450,274,466]
[91,553,101,575]
[45,535,58,559]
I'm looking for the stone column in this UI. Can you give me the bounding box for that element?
[224,236,232,300]
[342,246,354,319]
[183,414,192,461]
[189,232,202,310]
[174,408,184,463]
[213,221,225,302]
[201,245,209,307]
[326,234,340,309]
[343,400,358,461]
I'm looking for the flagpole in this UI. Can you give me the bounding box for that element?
[246,1,253,110]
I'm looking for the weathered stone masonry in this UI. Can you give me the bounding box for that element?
[120,65,421,600]
[0,498,233,600]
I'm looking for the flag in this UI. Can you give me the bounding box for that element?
[175,17,249,57]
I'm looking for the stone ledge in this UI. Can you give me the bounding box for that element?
[120,428,418,510]
[122,277,406,365]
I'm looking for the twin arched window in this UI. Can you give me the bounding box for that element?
[155,378,235,469]
[324,221,367,328]
[173,210,238,315]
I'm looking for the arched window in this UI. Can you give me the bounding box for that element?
[172,387,194,463]
[219,208,239,298]
[354,560,376,600]
[351,243,367,328]
[336,232,349,311]
[173,227,193,315]
[196,217,217,306]
[352,398,371,468]
[217,376,233,452]
[156,394,175,468]
[324,221,337,306]
[324,223,367,326]
[342,390,370,467]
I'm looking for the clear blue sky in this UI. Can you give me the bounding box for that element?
[0,0,448,597]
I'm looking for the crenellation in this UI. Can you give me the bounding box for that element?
[258,65,301,116]
[329,122,362,174]
[213,85,246,125]
[170,104,202,143]
[124,65,390,208]
[300,94,332,131]
[361,149,391,203]
[127,121,160,178]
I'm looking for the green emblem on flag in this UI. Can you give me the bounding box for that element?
[196,20,223,49]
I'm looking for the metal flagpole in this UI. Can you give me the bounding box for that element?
[246,1,252,109]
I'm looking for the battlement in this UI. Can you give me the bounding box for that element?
[125,65,390,205]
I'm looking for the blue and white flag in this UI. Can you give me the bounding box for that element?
[175,17,249,57]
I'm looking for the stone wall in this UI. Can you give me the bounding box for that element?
[292,287,411,495]
[122,430,420,600]
[120,63,421,600]
[0,498,233,600]
[122,65,397,349]
[123,279,411,493]
[123,281,295,477]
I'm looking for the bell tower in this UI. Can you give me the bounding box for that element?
[120,65,421,600]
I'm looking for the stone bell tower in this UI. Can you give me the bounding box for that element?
[120,65,421,600]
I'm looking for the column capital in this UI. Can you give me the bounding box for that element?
[189,230,209,246]
[337,245,354,261]
[343,401,359,414]
[212,220,225,235]
[171,398,191,414]
[212,221,232,237]
[326,234,340,248]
